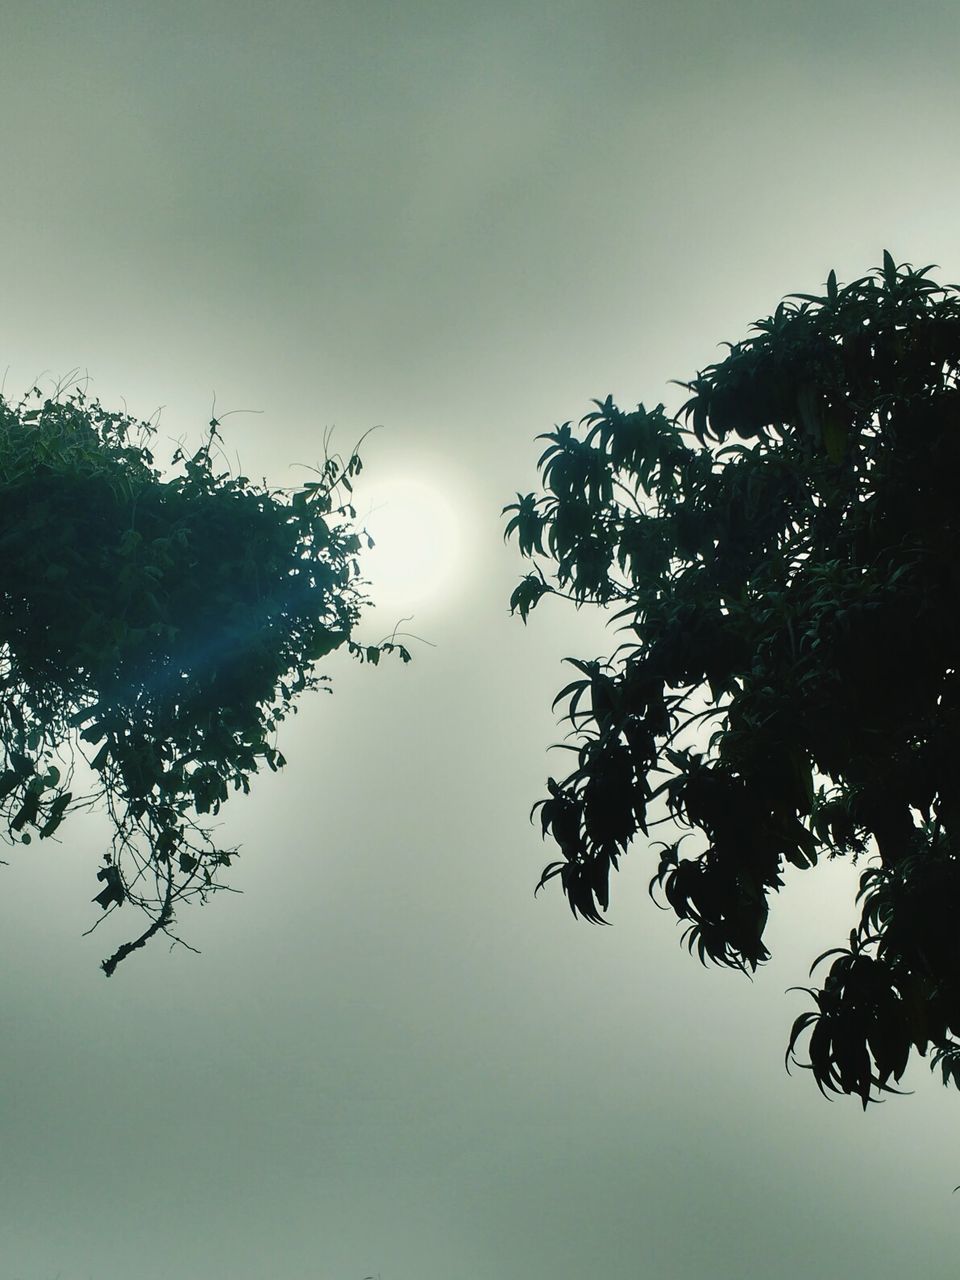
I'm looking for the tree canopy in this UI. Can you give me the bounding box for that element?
[0,385,406,974]
[505,253,960,1107]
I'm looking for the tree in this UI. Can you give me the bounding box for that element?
[505,253,960,1107]
[1,384,408,974]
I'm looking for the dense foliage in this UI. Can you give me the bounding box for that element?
[1,386,405,974]
[505,253,960,1106]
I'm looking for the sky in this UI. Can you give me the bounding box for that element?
[2,2,960,1277]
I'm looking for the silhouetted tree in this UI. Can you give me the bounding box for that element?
[505,253,960,1106]
[1,385,407,973]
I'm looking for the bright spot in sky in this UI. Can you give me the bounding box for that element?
[358,477,462,612]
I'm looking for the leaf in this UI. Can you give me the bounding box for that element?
[822,409,847,463]
[93,864,125,910]
[509,574,551,622]
[307,629,346,661]
[10,790,40,832]
[39,790,73,838]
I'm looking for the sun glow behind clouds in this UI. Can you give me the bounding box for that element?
[358,476,462,613]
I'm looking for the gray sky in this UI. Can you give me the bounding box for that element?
[3,2,960,1277]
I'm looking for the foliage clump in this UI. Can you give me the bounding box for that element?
[1,386,404,973]
[506,253,960,1106]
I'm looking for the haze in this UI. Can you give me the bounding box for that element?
[2,3,960,1278]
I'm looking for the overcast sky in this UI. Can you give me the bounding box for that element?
[3,3,960,1278]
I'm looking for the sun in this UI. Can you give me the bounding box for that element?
[357,476,462,613]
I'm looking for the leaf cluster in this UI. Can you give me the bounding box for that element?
[1,386,392,973]
[505,253,960,1105]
